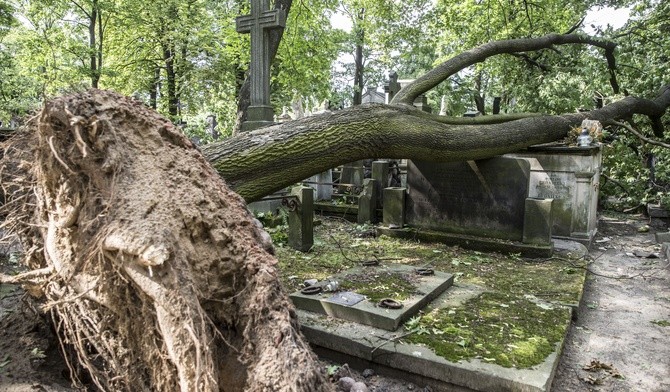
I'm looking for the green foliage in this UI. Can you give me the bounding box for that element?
[255,209,290,246]
[651,319,670,327]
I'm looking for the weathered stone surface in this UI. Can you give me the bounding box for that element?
[523,198,553,245]
[236,0,286,131]
[371,160,389,206]
[289,264,453,331]
[350,382,369,392]
[506,145,602,246]
[383,187,406,228]
[337,377,355,392]
[656,231,670,244]
[340,161,365,191]
[306,170,333,201]
[406,158,530,241]
[358,179,378,224]
[288,186,313,252]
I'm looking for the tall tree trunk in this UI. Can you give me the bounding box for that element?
[163,45,178,118]
[150,66,160,109]
[474,72,486,115]
[89,0,100,88]
[352,9,365,106]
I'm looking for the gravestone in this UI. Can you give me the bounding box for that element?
[287,186,314,252]
[357,178,378,223]
[505,145,602,245]
[406,158,531,241]
[304,171,333,201]
[384,71,401,103]
[289,264,454,331]
[236,0,286,131]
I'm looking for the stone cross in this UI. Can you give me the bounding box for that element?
[384,71,401,103]
[236,0,286,131]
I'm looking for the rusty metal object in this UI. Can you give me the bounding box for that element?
[378,298,403,309]
[300,285,322,295]
[415,268,434,276]
[281,196,299,211]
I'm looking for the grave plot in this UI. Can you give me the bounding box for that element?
[289,264,454,331]
[275,218,588,392]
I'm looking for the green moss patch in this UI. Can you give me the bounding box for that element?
[339,270,417,303]
[275,217,584,369]
[405,292,570,368]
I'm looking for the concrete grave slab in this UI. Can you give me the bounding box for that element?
[289,264,453,331]
[298,283,572,392]
[292,240,588,392]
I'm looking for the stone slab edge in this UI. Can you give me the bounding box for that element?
[299,308,567,392]
[377,227,553,258]
[290,265,454,331]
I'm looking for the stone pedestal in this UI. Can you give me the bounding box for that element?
[523,198,553,245]
[506,145,601,246]
[240,105,275,131]
[288,186,314,252]
[358,179,378,224]
[371,160,389,206]
[383,187,406,228]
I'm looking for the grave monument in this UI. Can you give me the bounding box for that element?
[236,0,286,131]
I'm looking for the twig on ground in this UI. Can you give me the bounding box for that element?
[370,330,416,355]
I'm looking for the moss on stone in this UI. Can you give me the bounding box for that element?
[339,270,417,303]
[275,218,582,368]
[405,292,570,368]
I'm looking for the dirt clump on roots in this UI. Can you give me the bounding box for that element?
[0,89,332,392]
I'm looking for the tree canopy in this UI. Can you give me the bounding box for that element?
[1,2,670,391]
[0,0,669,203]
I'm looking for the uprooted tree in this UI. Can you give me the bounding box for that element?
[1,33,669,392]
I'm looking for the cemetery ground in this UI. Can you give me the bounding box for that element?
[0,211,669,391]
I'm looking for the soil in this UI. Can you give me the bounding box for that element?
[0,90,328,392]
[1,211,669,391]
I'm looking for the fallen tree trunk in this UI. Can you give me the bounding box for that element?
[0,89,331,392]
[204,87,670,203]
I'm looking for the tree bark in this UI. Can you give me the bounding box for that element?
[391,33,618,105]
[204,87,670,203]
[1,89,331,392]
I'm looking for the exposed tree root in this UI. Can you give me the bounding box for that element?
[0,89,332,391]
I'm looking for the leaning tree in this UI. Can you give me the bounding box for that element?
[1,33,669,392]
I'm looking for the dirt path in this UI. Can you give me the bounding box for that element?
[551,214,670,392]
[1,213,669,391]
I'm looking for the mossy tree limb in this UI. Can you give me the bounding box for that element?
[204,87,670,203]
[390,33,618,106]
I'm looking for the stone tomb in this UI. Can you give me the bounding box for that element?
[389,157,554,256]
[406,158,531,241]
[505,145,602,246]
[289,264,453,331]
